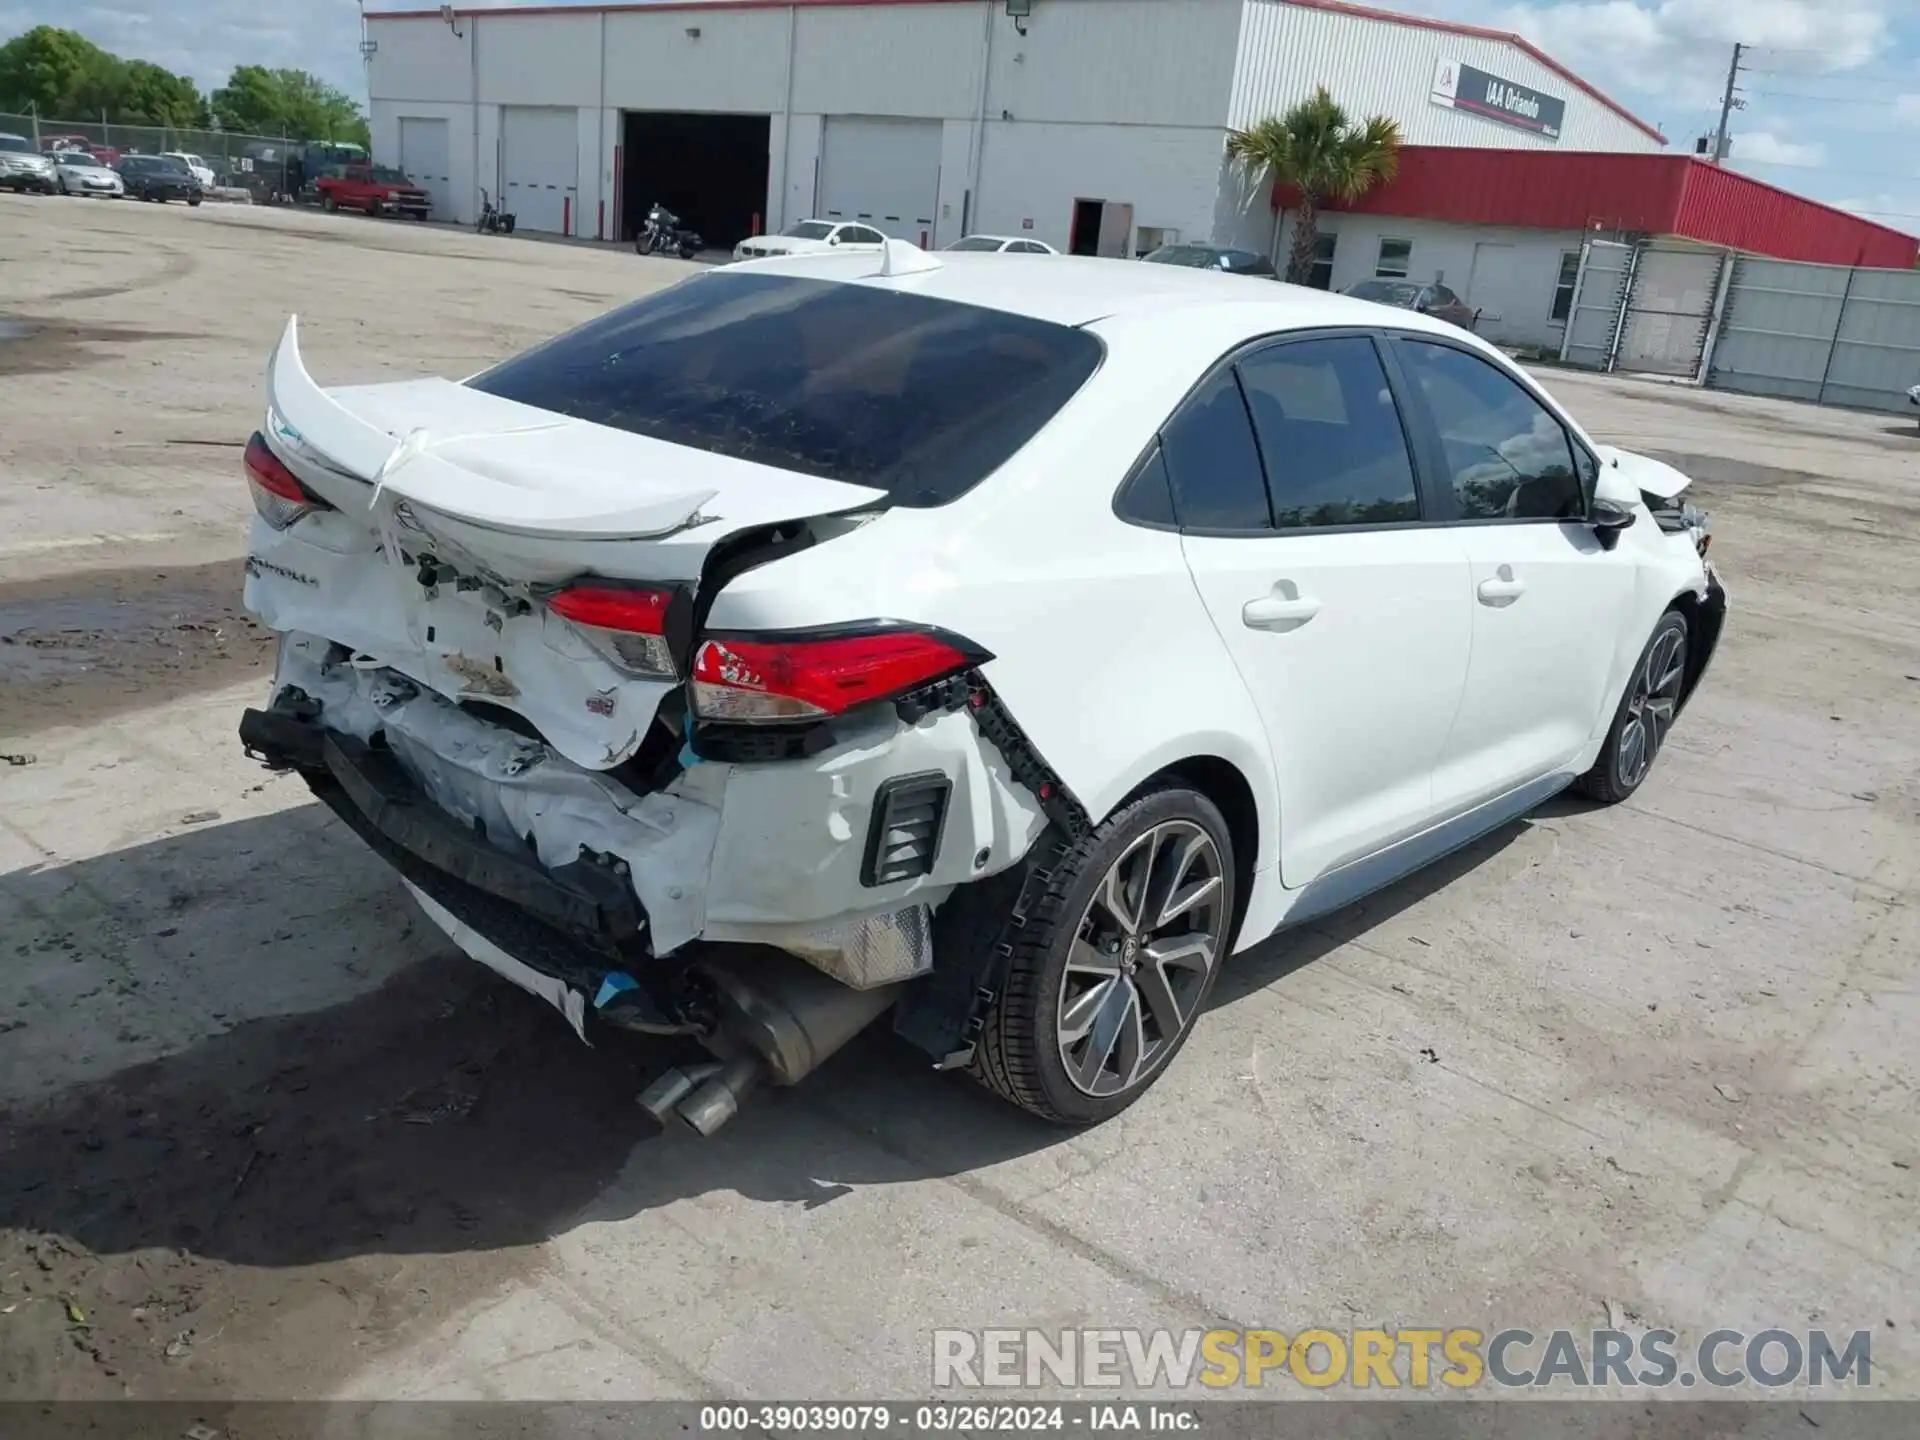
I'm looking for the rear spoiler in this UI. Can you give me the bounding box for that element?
[263,316,727,539]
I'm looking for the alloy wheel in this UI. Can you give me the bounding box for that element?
[1618,625,1686,788]
[1057,820,1225,1097]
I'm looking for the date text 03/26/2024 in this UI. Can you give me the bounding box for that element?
[699,1405,1195,1432]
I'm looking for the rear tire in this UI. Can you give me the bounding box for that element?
[1578,609,1690,805]
[971,784,1235,1126]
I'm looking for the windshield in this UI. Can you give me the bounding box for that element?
[367,165,408,183]
[470,272,1105,508]
[0,136,35,153]
[57,152,102,166]
[1142,246,1218,269]
[1347,280,1423,307]
[946,237,1006,252]
[781,221,835,240]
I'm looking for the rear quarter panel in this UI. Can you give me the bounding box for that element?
[703,303,1286,880]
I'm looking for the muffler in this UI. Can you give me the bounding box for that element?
[638,948,903,1136]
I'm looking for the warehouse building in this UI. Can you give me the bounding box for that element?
[363,0,1663,247]
[363,0,1914,353]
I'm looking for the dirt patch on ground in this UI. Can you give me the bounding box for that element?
[0,955,682,1399]
[0,559,274,740]
[0,317,205,377]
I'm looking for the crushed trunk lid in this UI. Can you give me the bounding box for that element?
[246,316,887,770]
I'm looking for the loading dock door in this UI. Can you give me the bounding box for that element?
[818,117,939,245]
[501,106,578,235]
[398,117,451,221]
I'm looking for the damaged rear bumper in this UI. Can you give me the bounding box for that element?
[240,633,1047,1007]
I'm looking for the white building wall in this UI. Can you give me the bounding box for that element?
[1287,212,1589,350]
[477,13,599,105]
[1230,0,1664,152]
[975,122,1244,255]
[791,3,984,118]
[603,7,790,113]
[982,0,1242,128]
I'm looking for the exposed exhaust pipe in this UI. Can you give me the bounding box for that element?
[638,948,904,1135]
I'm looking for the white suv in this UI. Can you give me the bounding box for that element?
[237,245,1725,1133]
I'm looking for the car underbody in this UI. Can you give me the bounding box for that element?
[240,620,1079,1133]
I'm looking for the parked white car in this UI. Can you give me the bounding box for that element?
[945,234,1059,254]
[160,151,217,189]
[733,218,886,261]
[53,151,124,198]
[237,245,1725,1135]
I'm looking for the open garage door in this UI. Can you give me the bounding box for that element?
[621,112,769,250]
[818,117,939,246]
[501,106,578,236]
[398,117,450,221]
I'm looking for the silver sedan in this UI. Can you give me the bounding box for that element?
[53,153,124,198]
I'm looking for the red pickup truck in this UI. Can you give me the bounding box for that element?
[315,162,431,220]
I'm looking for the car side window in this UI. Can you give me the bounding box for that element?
[1397,341,1585,521]
[847,226,884,245]
[1236,337,1421,528]
[1158,370,1271,530]
[1113,444,1178,527]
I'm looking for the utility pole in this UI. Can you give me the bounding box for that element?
[1709,42,1746,163]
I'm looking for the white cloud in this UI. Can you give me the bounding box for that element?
[1728,131,1828,166]
[1898,95,1920,121]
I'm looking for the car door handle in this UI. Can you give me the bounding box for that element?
[1477,566,1527,605]
[1242,584,1321,631]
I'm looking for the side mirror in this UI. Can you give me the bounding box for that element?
[1589,497,1637,551]
[827,234,840,246]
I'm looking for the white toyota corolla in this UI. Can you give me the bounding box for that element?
[238,242,1725,1134]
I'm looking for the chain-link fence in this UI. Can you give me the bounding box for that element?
[0,112,368,202]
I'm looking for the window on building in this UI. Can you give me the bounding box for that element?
[1375,237,1412,279]
[1236,337,1421,529]
[1397,341,1585,522]
[1305,232,1337,290]
[1551,251,1581,322]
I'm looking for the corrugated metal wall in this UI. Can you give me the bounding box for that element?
[1710,258,1920,413]
[1675,166,1919,270]
[1228,0,1663,152]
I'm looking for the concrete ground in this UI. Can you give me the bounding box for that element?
[1,193,1915,1407]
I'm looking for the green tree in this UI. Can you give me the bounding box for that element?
[121,60,208,128]
[1226,86,1402,286]
[210,65,368,144]
[0,25,117,116]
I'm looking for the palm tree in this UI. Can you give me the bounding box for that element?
[1227,87,1402,286]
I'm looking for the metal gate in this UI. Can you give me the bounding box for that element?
[1709,257,1920,413]
[1559,239,1632,369]
[1558,240,1727,380]
[1617,246,1727,377]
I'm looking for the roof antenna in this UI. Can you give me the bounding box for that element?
[877,237,942,277]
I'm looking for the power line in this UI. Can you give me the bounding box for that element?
[1746,87,1917,107]
[1730,156,1920,180]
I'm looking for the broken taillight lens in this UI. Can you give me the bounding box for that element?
[549,584,678,679]
[689,627,986,724]
[244,432,329,530]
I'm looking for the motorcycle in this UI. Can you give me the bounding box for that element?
[636,201,703,259]
[476,188,516,236]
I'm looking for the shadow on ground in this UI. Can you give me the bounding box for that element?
[0,798,1533,1392]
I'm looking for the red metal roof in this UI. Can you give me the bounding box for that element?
[1273,147,1919,269]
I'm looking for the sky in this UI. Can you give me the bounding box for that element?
[3,0,1916,234]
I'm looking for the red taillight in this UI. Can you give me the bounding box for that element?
[690,628,983,724]
[549,584,677,679]
[244,431,327,530]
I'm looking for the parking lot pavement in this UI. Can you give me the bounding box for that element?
[1,193,1916,1403]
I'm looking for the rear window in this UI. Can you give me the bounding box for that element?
[469,272,1104,507]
